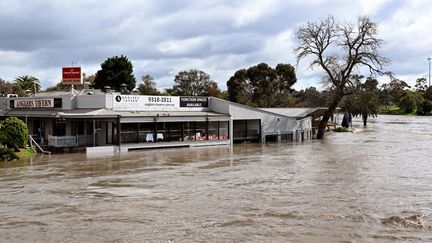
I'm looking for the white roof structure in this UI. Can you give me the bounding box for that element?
[260,108,326,118]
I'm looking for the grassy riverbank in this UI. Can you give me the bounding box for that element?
[15,147,35,158]
[379,106,416,115]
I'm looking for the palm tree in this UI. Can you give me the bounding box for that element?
[15,75,41,94]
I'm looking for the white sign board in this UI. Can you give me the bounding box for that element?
[112,95,209,111]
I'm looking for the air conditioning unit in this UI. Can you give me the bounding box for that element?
[6,94,18,98]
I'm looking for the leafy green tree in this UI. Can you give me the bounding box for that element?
[340,76,380,126]
[357,91,380,126]
[0,79,24,97]
[93,55,136,92]
[424,86,432,101]
[379,83,391,108]
[0,117,28,151]
[386,79,410,105]
[295,16,390,139]
[227,69,252,104]
[15,75,41,94]
[172,69,220,96]
[416,100,432,115]
[398,92,418,113]
[138,75,160,95]
[247,63,276,107]
[296,87,325,107]
[83,73,96,89]
[227,63,296,107]
[163,87,180,96]
[414,78,427,93]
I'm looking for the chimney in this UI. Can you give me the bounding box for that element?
[103,86,111,93]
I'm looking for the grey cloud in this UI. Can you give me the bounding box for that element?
[0,0,430,89]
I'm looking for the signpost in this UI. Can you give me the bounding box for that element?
[62,67,81,85]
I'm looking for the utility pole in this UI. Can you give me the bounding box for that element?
[428,57,431,87]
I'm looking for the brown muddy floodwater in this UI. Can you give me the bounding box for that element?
[1,115,432,242]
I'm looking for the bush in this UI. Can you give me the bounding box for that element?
[0,147,19,161]
[334,127,349,132]
[425,86,432,101]
[398,94,417,113]
[0,117,28,151]
[416,100,432,115]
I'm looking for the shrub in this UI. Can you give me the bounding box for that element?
[398,94,417,113]
[334,127,349,132]
[416,100,432,115]
[425,86,432,101]
[0,117,28,151]
[0,147,19,161]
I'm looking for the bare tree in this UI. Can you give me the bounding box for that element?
[295,16,391,139]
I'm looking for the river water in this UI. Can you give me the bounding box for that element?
[1,115,432,242]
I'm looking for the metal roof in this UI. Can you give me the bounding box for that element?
[115,111,227,117]
[259,108,327,118]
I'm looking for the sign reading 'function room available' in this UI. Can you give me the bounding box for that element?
[180,96,208,107]
[113,95,209,111]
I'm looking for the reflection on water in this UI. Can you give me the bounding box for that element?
[1,115,432,242]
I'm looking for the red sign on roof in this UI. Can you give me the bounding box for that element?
[62,67,81,85]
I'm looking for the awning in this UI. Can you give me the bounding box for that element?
[4,108,119,119]
[4,108,230,121]
[117,111,230,123]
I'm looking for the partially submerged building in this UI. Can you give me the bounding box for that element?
[0,90,319,153]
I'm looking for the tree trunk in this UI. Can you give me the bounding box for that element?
[316,113,331,139]
[362,114,367,126]
[316,92,343,139]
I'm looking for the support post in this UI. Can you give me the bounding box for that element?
[93,118,96,147]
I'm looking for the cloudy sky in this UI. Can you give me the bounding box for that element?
[1,0,431,91]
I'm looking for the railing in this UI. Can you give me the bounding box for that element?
[29,135,51,155]
[48,135,77,147]
[48,135,93,148]
[76,135,93,146]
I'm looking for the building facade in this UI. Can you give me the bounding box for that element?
[0,90,314,153]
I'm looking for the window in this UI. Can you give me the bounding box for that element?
[196,121,207,140]
[208,121,218,140]
[184,122,196,141]
[219,121,229,140]
[168,122,183,141]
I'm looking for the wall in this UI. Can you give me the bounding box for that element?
[210,98,310,142]
[76,95,108,109]
[0,98,6,112]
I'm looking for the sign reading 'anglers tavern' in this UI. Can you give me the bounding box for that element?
[14,99,54,108]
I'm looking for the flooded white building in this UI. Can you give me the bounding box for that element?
[0,90,317,153]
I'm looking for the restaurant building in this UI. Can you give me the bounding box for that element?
[0,90,314,154]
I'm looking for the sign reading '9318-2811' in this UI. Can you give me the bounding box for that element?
[112,95,209,111]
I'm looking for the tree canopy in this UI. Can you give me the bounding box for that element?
[227,63,297,107]
[93,55,136,92]
[0,79,24,97]
[172,69,220,96]
[138,75,160,95]
[0,117,28,151]
[340,76,380,126]
[15,75,41,94]
[295,16,390,138]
